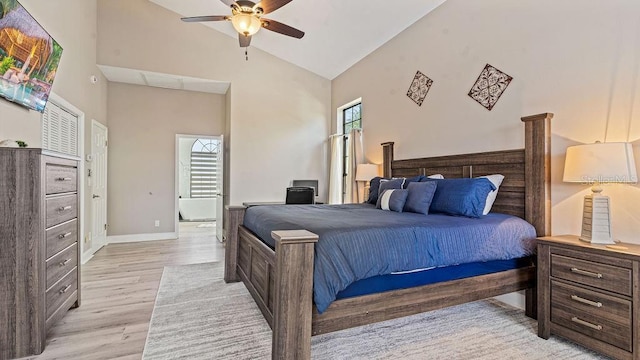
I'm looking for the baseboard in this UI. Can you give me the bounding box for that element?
[107,232,178,244]
[493,291,525,310]
[81,251,94,264]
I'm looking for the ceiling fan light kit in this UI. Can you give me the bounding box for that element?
[231,13,261,36]
[181,0,304,52]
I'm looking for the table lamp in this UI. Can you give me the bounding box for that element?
[355,164,380,202]
[563,142,638,244]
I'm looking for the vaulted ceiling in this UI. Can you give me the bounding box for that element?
[148,0,447,80]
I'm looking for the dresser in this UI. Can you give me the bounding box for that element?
[538,235,640,360]
[0,148,81,359]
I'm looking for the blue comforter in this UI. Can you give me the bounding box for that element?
[243,203,536,313]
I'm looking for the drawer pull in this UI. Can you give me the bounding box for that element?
[59,259,72,267]
[56,177,72,181]
[571,295,603,308]
[58,206,72,212]
[59,284,72,294]
[58,232,73,239]
[571,316,602,331]
[570,267,603,279]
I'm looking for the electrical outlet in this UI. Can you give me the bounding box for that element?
[154,220,160,227]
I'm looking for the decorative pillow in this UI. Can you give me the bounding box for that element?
[378,178,406,196]
[426,174,444,180]
[478,174,505,215]
[402,175,425,189]
[376,189,409,212]
[368,177,409,204]
[367,177,385,204]
[404,181,438,215]
[428,178,496,218]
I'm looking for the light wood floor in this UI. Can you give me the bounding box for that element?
[30,222,224,360]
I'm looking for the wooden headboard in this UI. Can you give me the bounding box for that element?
[381,113,552,237]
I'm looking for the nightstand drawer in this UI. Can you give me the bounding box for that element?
[551,282,632,352]
[551,280,631,327]
[551,254,631,296]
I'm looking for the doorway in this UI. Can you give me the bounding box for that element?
[175,135,223,240]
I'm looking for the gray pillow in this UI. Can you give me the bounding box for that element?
[376,189,409,212]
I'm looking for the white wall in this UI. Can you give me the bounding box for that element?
[332,0,640,244]
[107,82,224,235]
[97,0,331,208]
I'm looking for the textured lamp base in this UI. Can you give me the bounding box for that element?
[579,194,614,244]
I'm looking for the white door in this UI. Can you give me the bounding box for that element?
[216,137,224,242]
[91,120,108,252]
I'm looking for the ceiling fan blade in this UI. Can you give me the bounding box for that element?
[219,0,236,7]
[181,15,228,22]
[257,0,293,14]
[239,34,252,47]
[261,18,304,39]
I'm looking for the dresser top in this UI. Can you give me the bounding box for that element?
[538,235,640,258]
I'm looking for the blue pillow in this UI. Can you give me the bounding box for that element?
[404,181,437,215]
[428,178,496,218]
[367,177,385,204]
[378,178,405,196]
[376,189,409,212]
[402,175,425,189]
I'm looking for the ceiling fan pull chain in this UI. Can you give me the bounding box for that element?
[246,48,249,61]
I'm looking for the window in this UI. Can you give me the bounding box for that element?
[342,102,361,202]
[190,139,219,198]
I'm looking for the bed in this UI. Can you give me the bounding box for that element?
[224,113,553,359]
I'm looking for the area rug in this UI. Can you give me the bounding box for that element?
[143,262,605,360]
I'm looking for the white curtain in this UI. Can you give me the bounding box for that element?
[345,129,364,203]
[328,135,343,204]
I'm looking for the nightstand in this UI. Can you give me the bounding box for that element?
[537,235,640,360]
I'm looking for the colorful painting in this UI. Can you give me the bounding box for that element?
[468,64,513,111]
[406,70,433,107]
[0,0,63,112]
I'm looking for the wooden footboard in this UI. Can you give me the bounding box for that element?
[226,206,318,359]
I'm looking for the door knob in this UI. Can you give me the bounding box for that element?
[93,194,100,198]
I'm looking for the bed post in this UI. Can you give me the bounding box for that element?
[520,113,552,237]
[381,142,395,178]
[224,206,246,283]
[271,230,319,360]
[521,112,553,319]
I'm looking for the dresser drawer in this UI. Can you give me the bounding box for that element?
[46,268,77,320]
[46,219,78,259]
[46,164,77,194]
[551,254,631,296]
[551,280,632,352]
[46,243,77,290]
[46,195,78,228]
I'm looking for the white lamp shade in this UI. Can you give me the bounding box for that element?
[355,164,380,182]
[231,13,262,36]
[563,142,638,184]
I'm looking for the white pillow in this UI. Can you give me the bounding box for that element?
[478,174,504,215]
[427,174,444,179]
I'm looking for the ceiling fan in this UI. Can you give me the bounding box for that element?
[181,0,304,48]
